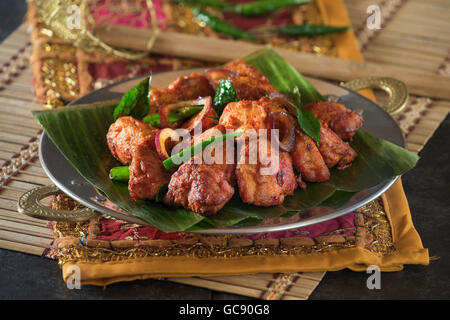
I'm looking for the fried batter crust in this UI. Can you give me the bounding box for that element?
[163,125,235,215]
[305,101,364,140]
[291,128,330,182]
[219,97,285,131]
[128,141,171,201]
[206,60,278,101]
[149,73,214,114]
[317,121,358,169]
[106,116,157,165]
[236,134,297,206]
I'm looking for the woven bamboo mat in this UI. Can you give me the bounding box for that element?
[1,0,449,299]
[346,0,450,152]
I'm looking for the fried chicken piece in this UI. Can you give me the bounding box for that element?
[232,76,279,101]
[220,97,298,205]
[224,60,266,78]
[219,97,285,131]
[163,161,235,215]
[225,60,298,107]
[304,101,364,140]
[148,88,178,116]
[163,125,235,215]
[317,121,358,169]
[219,100,267,131]
[149,73,214,114]
[107,116,157,165]
[206,60,278,101]
[291,128,330,182]
[168,72,214,99]
[236,134,297,206]
[128,141,171,201]
[206,68,272,100]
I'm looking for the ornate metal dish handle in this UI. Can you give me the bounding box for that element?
[17,184,97,222]
[341,77,409,115]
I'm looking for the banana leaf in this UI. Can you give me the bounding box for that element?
[32,49,419,232]
[243,48,326,105]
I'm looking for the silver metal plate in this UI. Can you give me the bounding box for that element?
[39,69,405,234]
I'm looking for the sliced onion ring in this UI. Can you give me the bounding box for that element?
[182,96,218,134]
[269,111,296,152]
[159,98,207,129]
[268,92,297,115]
[155,128,181,161]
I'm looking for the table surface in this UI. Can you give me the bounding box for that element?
[1,2,449,300]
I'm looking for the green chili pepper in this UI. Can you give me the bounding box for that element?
[190,7,256,40]
[163,130,244,170]
[177,0,229,9]
[109,168,168,201]
[223,0,311,17]
[180,0,311,17]
[109,166,129,182]
[275,25,350,37]
[143,105,204,126]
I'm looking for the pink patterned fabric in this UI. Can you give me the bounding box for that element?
[90,0,167,30]
[94,217,185,241]
[88,60,172,82]
[244,212,355,240]
[87,212,355,242]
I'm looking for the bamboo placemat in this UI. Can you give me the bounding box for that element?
[1,0,449,299]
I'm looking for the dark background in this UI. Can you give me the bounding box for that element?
[0,1,449,300]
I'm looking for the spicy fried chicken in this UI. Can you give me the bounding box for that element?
[163,125,236,215]
[149,73,214,114]
[316,121,358,169]
[291,128,330,182]
[128,140,171,200]
[304,101,364,140]
[236,133,297,206]
[107,116,157,165]
[206,60,279,101]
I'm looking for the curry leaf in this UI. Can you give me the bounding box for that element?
[113,76,151,120]
[297,108,321,142]
[290,86,321,142]
[291,86,320,142]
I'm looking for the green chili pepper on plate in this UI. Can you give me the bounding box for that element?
[163,130,244,170]
[109,166,130,182]
[143,105,204,127]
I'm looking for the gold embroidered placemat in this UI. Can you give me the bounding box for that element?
[0,0,448,299]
